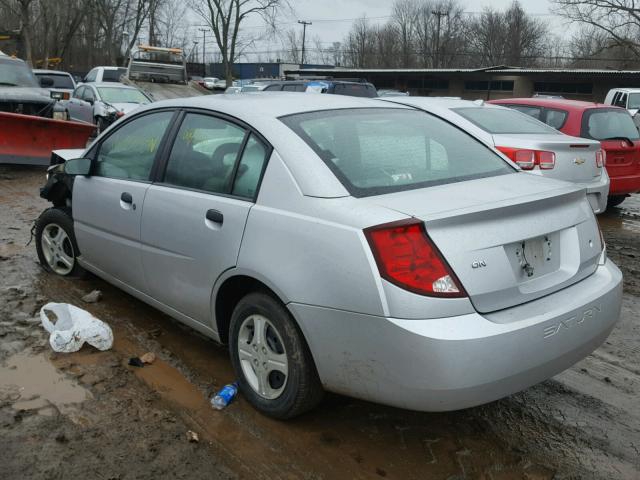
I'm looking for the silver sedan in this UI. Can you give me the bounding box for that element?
[36,93,622,419]
[381,97,610,213]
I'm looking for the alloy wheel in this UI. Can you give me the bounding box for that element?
[41,223,75,275]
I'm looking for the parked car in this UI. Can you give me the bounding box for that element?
[490,98,640,207]
[202,77,219,90]
[62,82,152,132]
[305,79,378,97]
[33,69,76,100]
[604,88,640,116]
[224,86,242,94]
[36,93,622,419]
[251,80,308,92]
[383,98,609,213]
[377,89,409,97]
[82,66,127,84]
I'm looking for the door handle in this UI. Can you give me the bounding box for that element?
[121,192,133,204]
[206,209,224,224]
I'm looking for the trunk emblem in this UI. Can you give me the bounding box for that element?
[573,157,585,165]
[471,260,487,269]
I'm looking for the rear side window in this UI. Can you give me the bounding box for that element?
[102,68,126,82]
[544,109,568,129]
[231,135,269,199]
[509,105,542,120]
[582,108,640,141]
[95,111,173,180]
[282,108,514,197]
[264,85,282,91]
[164,113,246,194]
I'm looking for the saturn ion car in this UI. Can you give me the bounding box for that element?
[381,97,610,213]
[36,93,622,419]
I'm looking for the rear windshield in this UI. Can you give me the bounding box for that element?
[332,83,378,98]
[582,108,640,141]
[102,68,127,82]
[281,108,515,197]
[35,73,74,89]
[454,107,560,135]
[97,86,149,104]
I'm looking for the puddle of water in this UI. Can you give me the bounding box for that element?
[0,352,90,413]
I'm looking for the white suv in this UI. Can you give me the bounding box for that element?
[604,88,640,115]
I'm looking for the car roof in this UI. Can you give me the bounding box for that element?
[609,88,640,93]
[32,69,72,76]
[89,82,136,89]
[488,97,614,111]
[145,91,409,119]
[0,55,26,65]
[378,96,509,115]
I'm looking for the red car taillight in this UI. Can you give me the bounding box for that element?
[364,219,466,298]
[496,147,556,170]
[596,149,606,168]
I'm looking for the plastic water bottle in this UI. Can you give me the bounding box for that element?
[211,382,239,410]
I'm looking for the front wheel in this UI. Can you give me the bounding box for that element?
[229,292,324,419]
[35,208,85,277]
[95,116,109,135]
[607,195,627,209]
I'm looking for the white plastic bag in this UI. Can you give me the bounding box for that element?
[40,302,113,353]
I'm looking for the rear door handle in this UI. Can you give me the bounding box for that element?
[121,192,133,204]
[206,209,223,224]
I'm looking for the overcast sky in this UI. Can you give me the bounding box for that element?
[196,0,569,63]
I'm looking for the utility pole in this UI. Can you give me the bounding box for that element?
[199,28,207,76]
[298,20,312,66]
[431,10,448,68]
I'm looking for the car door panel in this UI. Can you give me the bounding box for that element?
[72,110,175,292]
[73,177,150,290]
[140,187,252,323]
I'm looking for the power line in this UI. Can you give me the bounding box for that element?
[298,20,312,65]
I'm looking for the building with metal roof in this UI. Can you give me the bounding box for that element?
[285,66,640,102]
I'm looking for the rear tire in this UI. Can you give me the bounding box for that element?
[607,195,627,209]
[229,292,324,419]
[35,208,86,278]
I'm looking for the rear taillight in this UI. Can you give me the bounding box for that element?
[496,147,556,170]
[596,149,606,168]
[364,219,466,298]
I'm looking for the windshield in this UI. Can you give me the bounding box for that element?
[454,107,560,135]
[97,87,150,104]
[628,93,640,110]
[582,108,640,141]
[0,60,39,87]
[282,108,515,197]
[35,73,74,89]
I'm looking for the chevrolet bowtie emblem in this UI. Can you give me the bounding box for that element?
[574,157,585,165]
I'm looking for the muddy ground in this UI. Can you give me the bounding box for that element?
[1,166,639,480]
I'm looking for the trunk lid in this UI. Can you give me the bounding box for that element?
[600,138,640,178]
[493,133,603,183]
[370,173,602,313]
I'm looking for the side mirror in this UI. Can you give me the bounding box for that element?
[86,97,94,105]
[64,158,91,176]
[39,76,54,88]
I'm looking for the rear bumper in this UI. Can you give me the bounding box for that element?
[608,173,640,196]
[577,173,609,214]
[289,260,622,412]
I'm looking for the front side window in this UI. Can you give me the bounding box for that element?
[454,107,560,135]
[84,69,97,82]
[282,108,514,197]
[332,83,378,98]
[164,113,247,194]
[73,86,85,99]
[582,108,640,141]
[95,111,173,180]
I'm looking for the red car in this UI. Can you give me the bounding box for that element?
[489,98,640,207]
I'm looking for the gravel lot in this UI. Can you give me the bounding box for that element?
[1,166,639,479]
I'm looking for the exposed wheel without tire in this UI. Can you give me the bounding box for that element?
[229,292,324,419]
[35,208,85,277]
[607,195,627,209]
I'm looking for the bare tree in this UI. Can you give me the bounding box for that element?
[392,0,417,68]
[190,0,288,86]
[0,0,36,63]
[553,0,640,58]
